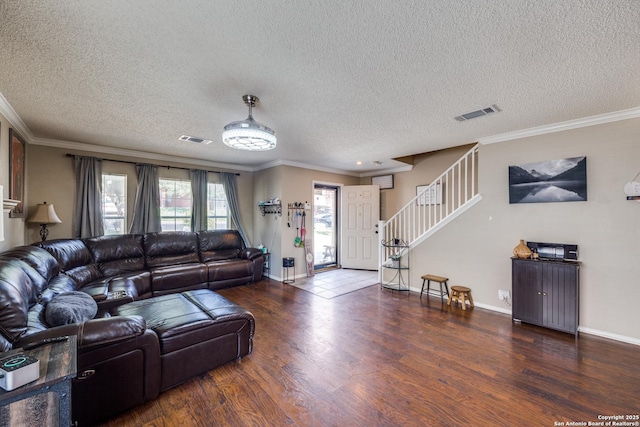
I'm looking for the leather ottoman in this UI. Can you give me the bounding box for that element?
[113,289,255,391]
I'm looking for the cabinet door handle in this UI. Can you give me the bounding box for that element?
[537,292,542,295]
[542,292,547,296]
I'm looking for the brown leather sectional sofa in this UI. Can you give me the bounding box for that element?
[0,230,263,426]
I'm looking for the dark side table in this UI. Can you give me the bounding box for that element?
[0,335,77,426]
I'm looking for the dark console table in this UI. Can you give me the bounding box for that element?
[512,257,580,336]
[0,336,77,426]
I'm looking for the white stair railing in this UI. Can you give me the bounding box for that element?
[379,144,481,275]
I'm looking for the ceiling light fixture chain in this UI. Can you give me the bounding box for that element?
[222,94,277,151]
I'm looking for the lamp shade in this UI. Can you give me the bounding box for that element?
[28,202,62,225]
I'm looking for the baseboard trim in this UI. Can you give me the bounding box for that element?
[411,289,640,346]
[576,326,640,346]
[472,302,512,315]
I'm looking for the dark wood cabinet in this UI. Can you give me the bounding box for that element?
[512,258,579,335]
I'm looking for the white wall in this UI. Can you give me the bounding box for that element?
[409,117,640,342]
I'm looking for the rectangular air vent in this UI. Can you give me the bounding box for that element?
[454,104,501,122]
[179,135,212,145]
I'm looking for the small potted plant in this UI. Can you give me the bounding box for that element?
[390,253,401,268]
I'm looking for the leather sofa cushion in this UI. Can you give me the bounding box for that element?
[63,264,102,289]
[39,275,78,305]
[113,290,254,355]
[0,259,40,350]
[37,239,102,288]
[198,230,243,262]
[0,253,49,298]
[149,264,207,293]
[84,234,145,276]
[37,239,93,271]
[144,232,200,268]
[202,248,239,262]
[0,246,60,282]
[206,259,253,282]
[114,293,215,354]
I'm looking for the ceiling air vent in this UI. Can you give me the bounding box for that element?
[179,135,212,145]
[454,104,501,122]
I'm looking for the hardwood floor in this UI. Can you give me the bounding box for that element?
[100,278,640,426]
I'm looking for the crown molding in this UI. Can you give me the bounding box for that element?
[358,164,413,177]
[29,136,256,172]
[253,159,361,176]
[30,135,411,177]
[252,159,413,177]
[0,92,33,142]
[478,106,640,145]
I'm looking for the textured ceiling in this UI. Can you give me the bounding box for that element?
[0,1,639,174]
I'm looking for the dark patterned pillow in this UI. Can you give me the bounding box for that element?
[45,291,98,326]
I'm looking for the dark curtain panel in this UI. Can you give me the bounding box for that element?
[74,156,104,238]
[220,172,250,247]
[190,169,208,232]
[129,164,161,234]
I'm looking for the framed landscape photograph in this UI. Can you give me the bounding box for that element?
[508,156,587,204]
[9,128,26,217]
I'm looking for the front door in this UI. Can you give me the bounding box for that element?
[340,185,380,270]
[313,185,338,269]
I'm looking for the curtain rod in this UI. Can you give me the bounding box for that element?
[64,153,240,176]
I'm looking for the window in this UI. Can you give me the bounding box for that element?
[159,179,192,231]
[207,183,230,229]
[102,174,127,235]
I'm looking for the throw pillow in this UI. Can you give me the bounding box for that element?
[45,291,98,327]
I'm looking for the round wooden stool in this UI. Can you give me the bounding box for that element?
[447,286,474,310]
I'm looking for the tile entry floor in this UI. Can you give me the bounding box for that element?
[284,268,379,299]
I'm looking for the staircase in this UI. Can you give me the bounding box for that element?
[378,144,482,280]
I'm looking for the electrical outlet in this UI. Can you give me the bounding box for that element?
[498,289,510,301]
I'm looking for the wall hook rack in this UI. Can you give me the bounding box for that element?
[258,200,282,216]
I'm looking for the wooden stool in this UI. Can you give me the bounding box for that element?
[448,286,474,310]
[420,274,449,303]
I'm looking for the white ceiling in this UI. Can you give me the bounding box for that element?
[1,1,639,174]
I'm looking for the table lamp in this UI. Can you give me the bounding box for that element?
[28,202,62,241]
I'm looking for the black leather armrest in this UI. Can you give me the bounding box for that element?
[15,315,148,351]
[240,247,263,260]
[77,315,146,349]
[73,320,161,425]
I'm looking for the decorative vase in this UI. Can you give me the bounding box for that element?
[513,239,532,259]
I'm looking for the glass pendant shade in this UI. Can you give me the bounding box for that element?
[222,95,277,151]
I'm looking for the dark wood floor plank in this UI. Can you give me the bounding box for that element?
[99,279,640,427]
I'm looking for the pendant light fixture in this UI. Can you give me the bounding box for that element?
[222,95,277,151]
